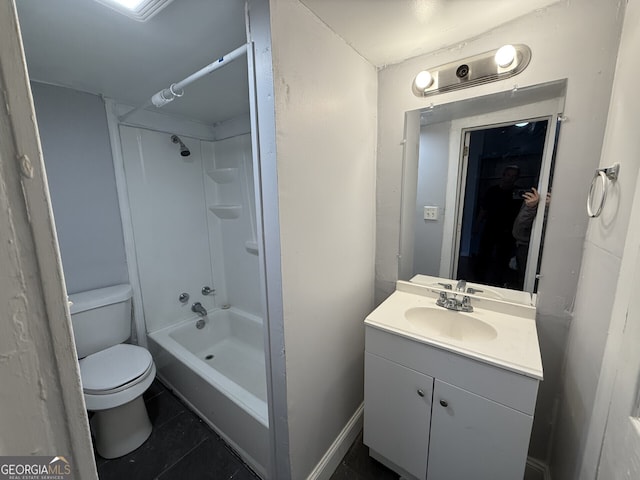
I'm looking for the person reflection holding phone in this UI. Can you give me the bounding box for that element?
[512,187,551,289]
[474,165,523,287]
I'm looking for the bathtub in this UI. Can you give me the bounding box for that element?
[147,307,269,477]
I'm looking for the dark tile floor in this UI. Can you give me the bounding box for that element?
[331,434,543,480]
[94,384,542,480]
[329,433,399,480]
[94,380,260,480]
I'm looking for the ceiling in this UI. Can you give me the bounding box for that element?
[16,0,249,125]
[299,0,560,67]
[16,0,560,125]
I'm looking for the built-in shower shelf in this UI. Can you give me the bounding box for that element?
[209,205,242,219]
[207,168,238,184]
[245,241,259,255]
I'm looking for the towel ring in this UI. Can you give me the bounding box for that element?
[587,163,619,218]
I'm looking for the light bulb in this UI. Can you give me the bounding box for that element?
[495,45,516,68]
[414,70,434,90]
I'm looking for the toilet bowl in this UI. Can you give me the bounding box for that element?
[69,284,156,459]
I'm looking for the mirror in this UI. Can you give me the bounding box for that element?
[399,80,567,294]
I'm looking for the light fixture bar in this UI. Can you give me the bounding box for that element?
[412,44,531,98]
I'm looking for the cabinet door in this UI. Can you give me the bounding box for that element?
[364,352,434,480]
[427,379,533,480]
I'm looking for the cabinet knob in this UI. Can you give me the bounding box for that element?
[439,399,448,408]
[417,389,425,397]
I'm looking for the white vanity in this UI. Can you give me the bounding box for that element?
[363,280,543,480]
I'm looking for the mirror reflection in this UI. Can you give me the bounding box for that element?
[457,119,548,290]
[399,81,566,294]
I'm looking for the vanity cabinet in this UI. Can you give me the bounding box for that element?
[364,326,538,480]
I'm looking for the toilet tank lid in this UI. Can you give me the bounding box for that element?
[69,284,133,314]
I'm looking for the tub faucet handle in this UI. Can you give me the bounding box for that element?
[202,286,215,296]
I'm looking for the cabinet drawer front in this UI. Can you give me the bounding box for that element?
[364,353,433,480]
[428,379,533,480]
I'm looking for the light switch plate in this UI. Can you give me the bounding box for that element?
[424,206,439,220]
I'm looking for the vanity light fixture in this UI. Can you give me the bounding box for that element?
[412,44,531,98]
[93,0,174,21]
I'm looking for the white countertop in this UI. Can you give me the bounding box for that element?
[365,282,543,380]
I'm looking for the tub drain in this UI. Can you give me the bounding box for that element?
[205,354,214,360]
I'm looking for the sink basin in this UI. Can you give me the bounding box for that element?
[404,307,498,342]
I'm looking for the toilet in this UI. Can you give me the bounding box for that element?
[69,284,156,459]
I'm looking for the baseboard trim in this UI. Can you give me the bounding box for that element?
[306,403,364,480]
[527,456,552,480]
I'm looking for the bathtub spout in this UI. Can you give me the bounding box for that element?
[192,302,207,317]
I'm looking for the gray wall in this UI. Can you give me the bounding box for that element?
[413,122,450,275]
[31,82,128,294]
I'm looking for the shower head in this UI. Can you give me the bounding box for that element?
[171,134,191,157]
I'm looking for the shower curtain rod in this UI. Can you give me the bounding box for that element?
[118,43,249,122]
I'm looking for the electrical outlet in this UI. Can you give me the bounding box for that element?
[424,206,439,221]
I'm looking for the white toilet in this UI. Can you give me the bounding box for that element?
[69,284,156,459]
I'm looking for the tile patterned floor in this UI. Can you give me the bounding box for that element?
[94,380,260,480]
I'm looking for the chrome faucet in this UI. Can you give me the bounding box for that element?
[455,279,467,292]
[436,291,474,313]
[192,302,207,329]
[191,302,207,316]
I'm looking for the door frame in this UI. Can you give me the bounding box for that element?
[438,98,563,293]
[449,113,558,292]
[1,1,98,477]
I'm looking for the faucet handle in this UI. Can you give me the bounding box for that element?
[437,282,453,290]
[461,296,473,312]
[202,286,215,296]
[436,291,448,307]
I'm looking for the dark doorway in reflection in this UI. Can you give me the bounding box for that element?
[456,120,548,290]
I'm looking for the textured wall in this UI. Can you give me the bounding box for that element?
[555,0,640,477]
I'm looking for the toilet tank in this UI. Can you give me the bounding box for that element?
[69,284,133,359]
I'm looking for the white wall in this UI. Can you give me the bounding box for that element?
[31,82,129,294]
[376,0,624,464]
[268,0,378,477]
[554,0,640,477]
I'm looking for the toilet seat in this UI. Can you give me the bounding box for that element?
[80,344,156,411]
